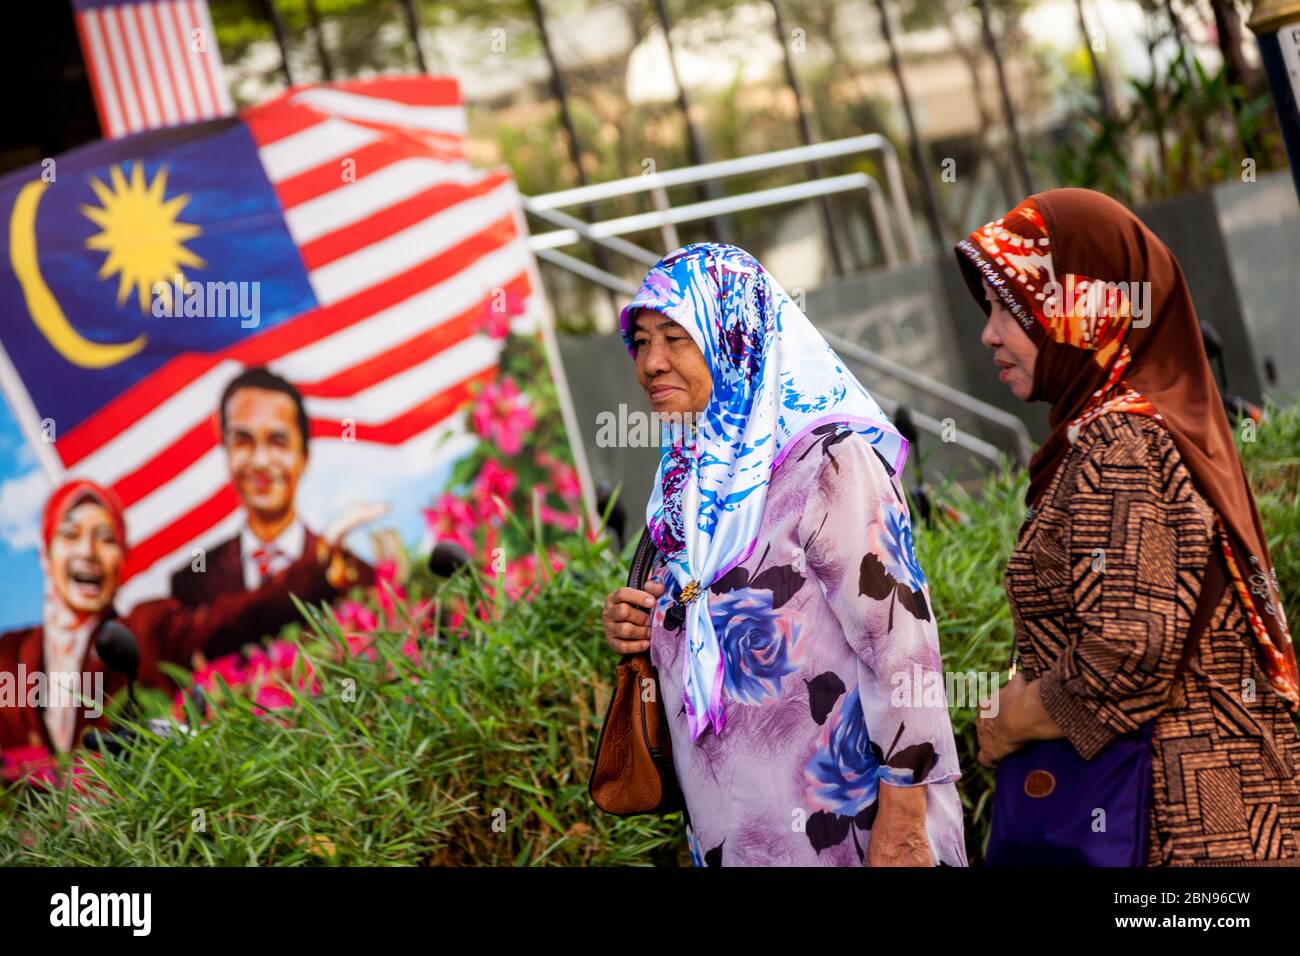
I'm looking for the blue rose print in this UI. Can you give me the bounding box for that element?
[877,501,926,591]
[804,685,880,818]
[710,587,800,705]
[861,499,932,624]
[801,675,941,858]
[686,824,706,868]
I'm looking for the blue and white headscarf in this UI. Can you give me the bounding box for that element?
[619,243,908,741]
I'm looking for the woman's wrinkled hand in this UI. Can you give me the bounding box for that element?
[866,782,932,867]
[602,581,666,654]
[976,672,1026,767]
[976,672,1064,767]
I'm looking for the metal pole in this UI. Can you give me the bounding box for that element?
[259,0,294,87]
[874,0,946,250]
[399,0,429,73]
[974,0,1034,196]
[768,0,846,275]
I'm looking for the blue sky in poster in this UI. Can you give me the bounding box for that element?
[0,392,48,628]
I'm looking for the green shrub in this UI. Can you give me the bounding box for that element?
[2,404,1295,866]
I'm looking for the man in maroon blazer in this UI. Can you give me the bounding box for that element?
[171,366,373,606]
[0,479,370,754]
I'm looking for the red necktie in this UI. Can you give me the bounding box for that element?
[252,545,280,582]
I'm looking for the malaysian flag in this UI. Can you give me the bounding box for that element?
[72,0,234,139]
[0,76,548,611]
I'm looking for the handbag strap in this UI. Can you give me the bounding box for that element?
[627,527,658,590]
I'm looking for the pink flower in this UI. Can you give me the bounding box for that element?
[336,600,379,634]
[476,303,511,339]
[253,685,294,713]
[470,378,535,456]
[536,453,582,502]
[346,633,379,661]
[192,653,248,693]
[539,503,580,532]
[267,641,298,672]
[400,637,422,664]
[473,459,518,522]
[373,558,409,616]
[244,647,273,680]
[1,744,58,786]
[476,289,527,339]
[422,494,475,551]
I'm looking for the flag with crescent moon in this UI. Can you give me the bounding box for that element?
[0,76,569,619]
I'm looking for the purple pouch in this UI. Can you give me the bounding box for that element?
[984,721,1155,867]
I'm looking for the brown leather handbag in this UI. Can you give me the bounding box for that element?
[588,529,684,816]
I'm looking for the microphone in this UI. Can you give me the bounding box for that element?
[93,620,140,747]
[427,540,471,578]
[596,480,626,547]
[893,404,919,448]
[96,620,139,683]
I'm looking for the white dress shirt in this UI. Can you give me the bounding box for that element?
[42,594,100,753]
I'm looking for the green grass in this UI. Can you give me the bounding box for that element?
[2,404,1296,866]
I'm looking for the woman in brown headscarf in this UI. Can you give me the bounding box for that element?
[956,188,1299,865]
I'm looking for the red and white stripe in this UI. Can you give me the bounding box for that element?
[53,78,542,609]
[74,0,234,140]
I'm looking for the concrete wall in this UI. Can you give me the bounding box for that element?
[1212,172,1300,404]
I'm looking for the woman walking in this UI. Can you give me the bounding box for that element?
[957,188,1300,865]
[600,243,966,866]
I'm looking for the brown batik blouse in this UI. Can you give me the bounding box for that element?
[1006,411,1300,866]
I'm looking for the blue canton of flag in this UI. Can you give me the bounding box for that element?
[0,118,315,435]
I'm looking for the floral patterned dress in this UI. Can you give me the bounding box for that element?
[645,426,967,866]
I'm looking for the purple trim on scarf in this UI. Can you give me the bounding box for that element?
[683,644,729,741]
[707,653,726,737]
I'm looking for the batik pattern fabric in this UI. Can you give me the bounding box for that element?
[1069,387,1295,706]
[1007,411,1300,865]
[620,243,908,741]
[646,426,966,867]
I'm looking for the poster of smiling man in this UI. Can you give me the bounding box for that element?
[0,77,593,741]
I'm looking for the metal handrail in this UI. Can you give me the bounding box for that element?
[528,174,900,267]
[860,386,1006,468]
[535,247,637,293]
[526,134,919,261]
[821,330,1034,465]
[526,203,659,267]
